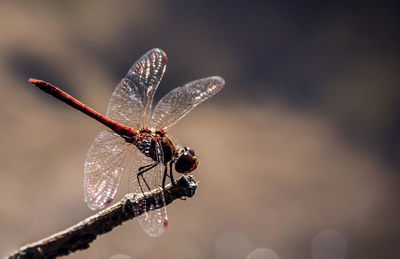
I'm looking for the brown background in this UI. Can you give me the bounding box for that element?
[1,1,399,258]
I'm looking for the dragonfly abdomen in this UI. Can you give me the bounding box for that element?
[29,78,137,138]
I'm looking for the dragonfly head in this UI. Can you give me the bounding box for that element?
[175,147,198,174]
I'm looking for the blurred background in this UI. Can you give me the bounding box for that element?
[1,1,399,258]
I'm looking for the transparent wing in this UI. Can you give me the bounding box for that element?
[150,76,225,130]
[106,48,167,128]
[128,137,168,237]
[84,130,133,210]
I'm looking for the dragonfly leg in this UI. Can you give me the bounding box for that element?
[163,162,177,185]
[137,173,148,196]
[162,166,168,190]
[168,161,186,200]
[137,162,158,194]
[138,163,156,172]
[169,161,176,186]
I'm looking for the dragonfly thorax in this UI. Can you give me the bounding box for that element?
[128,128,177,165]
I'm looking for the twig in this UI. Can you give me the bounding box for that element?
[8,175,198,259]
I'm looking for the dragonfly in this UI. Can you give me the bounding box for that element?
[28,48,225,237]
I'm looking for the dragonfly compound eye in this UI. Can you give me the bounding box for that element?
[185,146,196,156]
[175,148,198,174]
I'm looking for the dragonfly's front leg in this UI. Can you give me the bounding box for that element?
[164,161,186,200]
[163,161,177,189]
[169,161,176,186]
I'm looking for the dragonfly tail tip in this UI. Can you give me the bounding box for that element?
[28,78,40,84]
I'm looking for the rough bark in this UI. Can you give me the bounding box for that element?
[9,175,197,259]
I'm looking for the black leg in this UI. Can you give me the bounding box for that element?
[162,165,168,190]
[137,173,145,196]
[139,163,156,172]
[169,161,186,200]
[137,162,158,195]
[169,161,176,186]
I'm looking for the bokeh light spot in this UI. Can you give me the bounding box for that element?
[109,254,132,259]
[311,230,347,259]
[246,248,280,259]
[214,231,250,259]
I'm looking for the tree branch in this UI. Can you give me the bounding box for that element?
[8,175,198,259]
